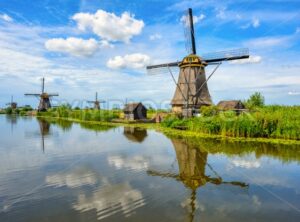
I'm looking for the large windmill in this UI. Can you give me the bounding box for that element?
[6,95,17,109]
[147,138,248,221]
[87,92,105,110]
[25,78,58,111]
[147,8,249,117]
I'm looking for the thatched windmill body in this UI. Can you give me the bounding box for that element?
[25,78,58,111]
[6,95,17,109]
[147,8,250,117]
[87,92,105,110]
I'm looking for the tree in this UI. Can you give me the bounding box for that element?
[5,107,12,114]
[246,92,265,108]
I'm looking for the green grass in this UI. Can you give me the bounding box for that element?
[36,104,300,142]
[161,106,300,140]
[37,107,120,122]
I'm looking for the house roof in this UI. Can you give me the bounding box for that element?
[123,103,146,112]
[217,100,245,110]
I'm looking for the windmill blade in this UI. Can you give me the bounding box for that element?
[48,93,59,96]
[183,9,192,55]
[147,170,179,179]
[146,61,179,70]
[24,93,41,96]
[147,66,179,76]
[146,62,179,75]
[182,8,196,55]
[203,48,249,63]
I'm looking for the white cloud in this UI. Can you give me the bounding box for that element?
[230,55,262,64]
[99,40,114,49]
[72,10,144,43]
[45,37,99,57]
[252,18,260,28]
[194,14,206,24]
[241,18,260,29]
[0,13,13,22]
[107,53,151,69]
[288,91,300,96]
[149,33,162,41]
[180,14,206,26]
[216,7,227,20]
[246,36,289,48]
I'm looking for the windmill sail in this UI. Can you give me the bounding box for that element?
[25,77,58,111]
[146,8,250,117]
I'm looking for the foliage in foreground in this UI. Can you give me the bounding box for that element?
[162,106,300,140]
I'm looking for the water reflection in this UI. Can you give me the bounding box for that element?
[46,167,98,188]
[38,119,50,153]
[49,119,73,131]
[73,182,145,220]
[1,116,300,222]
[5,115,17,134]
[148,138,248,221]
[123,127,148,143]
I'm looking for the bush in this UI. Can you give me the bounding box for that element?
[200,105,219,117]
[5,107,12,114]
[245,92,265,109]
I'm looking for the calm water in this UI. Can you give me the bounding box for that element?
[0,116,300,222]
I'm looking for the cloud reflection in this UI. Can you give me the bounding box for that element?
[73,182,145,220]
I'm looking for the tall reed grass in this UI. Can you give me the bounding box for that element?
[162,106,300,140]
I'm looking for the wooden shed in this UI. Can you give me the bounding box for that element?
[123,103,147,120]
[217,100,246,114]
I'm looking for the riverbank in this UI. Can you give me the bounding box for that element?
[36,114,300,146]
[33,104,300,145]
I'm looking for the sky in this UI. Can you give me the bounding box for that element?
[0,0,300,109]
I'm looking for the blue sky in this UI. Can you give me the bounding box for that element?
[0,0,300,109]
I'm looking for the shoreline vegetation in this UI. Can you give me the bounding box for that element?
[1,93,299,145]
[36,108,300,145]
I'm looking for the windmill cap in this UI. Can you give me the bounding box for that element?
[179,54,207,68]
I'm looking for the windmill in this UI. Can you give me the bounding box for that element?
[147,138,248,221]
[146,8,250,117]
[87,92,105,110]
[25,77,58,111]
[6,95,17,109]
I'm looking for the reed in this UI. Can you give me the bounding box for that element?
[162,106,300,140]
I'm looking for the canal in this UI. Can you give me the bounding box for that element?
[0,115,299,221]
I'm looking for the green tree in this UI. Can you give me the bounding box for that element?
[5,107,12,114]
[246,92,265,108]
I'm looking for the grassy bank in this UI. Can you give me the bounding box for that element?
[37,106,120,122]
[35,101,300,144]
[162,106,300,141]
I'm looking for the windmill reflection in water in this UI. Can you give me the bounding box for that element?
[147,138,248,221]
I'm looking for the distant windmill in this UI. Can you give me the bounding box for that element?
[6,95,17,109]
[25,78,58,111]
[87,92,105,110]
[147,8,250,117]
